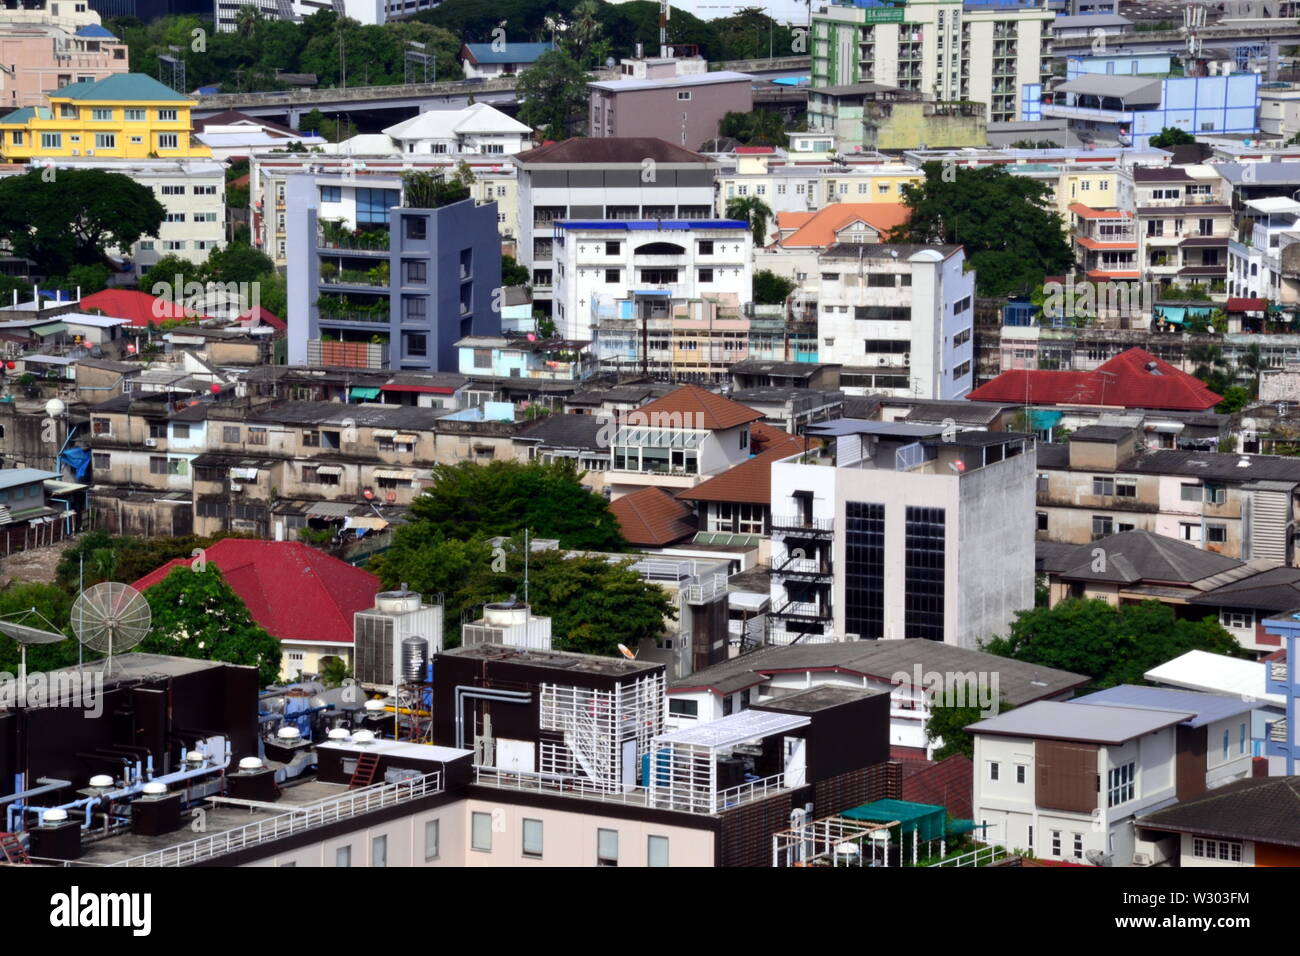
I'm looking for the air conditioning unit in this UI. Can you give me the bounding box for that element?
[1132,852,1153,866]
[143,438,157,447]
[230,483,242,492]
[85,149,94,156]
[70,150,79,155]
[903,352,911,367]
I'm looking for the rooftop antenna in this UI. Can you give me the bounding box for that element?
[524,528,530,605]
[659,0,669,58]
[71,582,152,674]
[0,609,68,687]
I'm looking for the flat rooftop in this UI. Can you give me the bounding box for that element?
[440,644,663,677]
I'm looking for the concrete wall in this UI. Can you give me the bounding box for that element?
[591,79,753,150]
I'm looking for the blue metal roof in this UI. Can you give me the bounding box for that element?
[463,41,554,65]
[555,220,748,230]
[1074,684,1258,728]
[75,24,118,38]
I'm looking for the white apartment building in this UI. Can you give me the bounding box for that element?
[768,421,1035,648]
[513,138,719,310]
[382,104,533,157]
[970,690,1257,866]
[6,158,225,275]
[1228,196,1300,304]
[551,219,752,343]
[812,0,1055,124]
[250,153,519,264]
[814,242,974,398]
[713,148,922,217]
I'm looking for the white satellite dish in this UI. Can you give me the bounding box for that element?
[71,582,152,671]
[617,643,638,660]
[0,608,69,684]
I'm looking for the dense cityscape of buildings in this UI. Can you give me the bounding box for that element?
[0,0,1299,884]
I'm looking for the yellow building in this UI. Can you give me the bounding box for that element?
[0,72,210,160]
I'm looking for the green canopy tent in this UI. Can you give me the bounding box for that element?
[842,799,949,865]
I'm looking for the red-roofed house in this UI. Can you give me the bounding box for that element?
[133,539,380,680]
[610,486,696,548]
[609,384,765,500]
[968,347,1222,411]
[237,305,286,332]
[81,289,201,328]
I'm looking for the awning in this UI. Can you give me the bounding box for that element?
[314,465,343,476]
[306,501,354,518]
[230,466,259,480]
[372,429,397,439]
[1145,422,1185,434]
[380,383,457,394]
[344,515,389,531]
[31,321,68,337]
[350,386,381,399]
[372,469,416,481]
[393,433,418,443]
[1027,409,1063,430]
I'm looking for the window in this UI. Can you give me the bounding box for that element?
[1107,762,1135,807]
[522,819,543,859]
[371,834,387,867]
[597,828,619,866]
[91,108,113,121]
[404,216,427,240]
[405,260,427,284]
[953,327,971,347]
[471,812,492,851]
[698,268,714,283]
[194,185,217,196]
[1052,831,1061,856]
[1092,515,1114,539]
[905,506,945,640]
[1180,483,1202,502]
[1240,722,1248,754]
[989,761,999,781]
[93,453,110,470]
[1222,728,1230,760]
[41,132,62,150]
[1206,523,1227,544]
[1191,836,1242,862]
[1016,764,1026,784]
[164,213,186,223]
[604,268,621,283]
[149,422,166,439]
[90,132,116,150]
[91,417,111,436]
[845,501,885,639]
[698,240,714,255]
[248,427,267,446]
[677,90,692,100]
[1222,608,1252,630]
[320,186,342,203]
[1093,476,1115,496]
[1028,825,1034,851]
[648,835,669,867]
[223,426,241,443]
[157,133,178,150]
[1073,833,1083,860]
[158,109,178,121]
[335,845,351,867]
[668,698,698,719]
[1037,512,1048,532]
[355,187,399,224]
[952,360,971,380]
[605,241,621,255]
[424,820,440,861]
[160,185,185,196]
[125,108,145,122]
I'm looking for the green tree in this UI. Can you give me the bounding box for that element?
[206,243,276,284]
[710,9,795,61]
[515,48,592,138]
[502,254,530,286]
[139,254,203,297]
[889,163,1073,297]
[401,459,627,550]
[726,195,774,247]
[235,3,261,38]
[981,598,1246,691]
[1149,127,1196,149]
[753,268,795,305]
[300,108,326,134]
[139,565,284,685]
[720,110,788,147]
[369,534,495,645]
[926,698,1014,760]
[0,169,165,275]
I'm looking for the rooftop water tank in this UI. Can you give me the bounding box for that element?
[352,730,376,744]
[88,774,113,789]
[276,726,301,741]
[327,728,351,741]
[142,782,168,796]
[238,757,264,772]
[401,636,429,683]
[375,588,422,614]
[43,809,69,825]
[484,600,530,628]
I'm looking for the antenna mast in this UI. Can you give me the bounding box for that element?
[659,0,669,57]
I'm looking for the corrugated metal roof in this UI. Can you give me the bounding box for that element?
[968,700,1193,744]
[1074,684,1257,728]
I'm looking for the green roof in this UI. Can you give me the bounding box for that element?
[842,799,949,841]
[0,107,42,125]
[31,321,69,337]
[52,73,190,103]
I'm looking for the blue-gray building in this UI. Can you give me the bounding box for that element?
[286,174,502,373]
[1262,613,1300,775]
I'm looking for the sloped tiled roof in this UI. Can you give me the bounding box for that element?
[238,305,285,330]
[132,539,380,645]
[774,203,912,248]
[461,41,555,65]
[1190,565,1300,612]
[624,384,763,432]
[514,137,709,165]
[1053,529,1247,587]
[80,289,199,327]
[966,347,1222,411]
[677,433,809,505]
[1139,776,1300,847]
[53,72,190,102]
[609,486,696,547]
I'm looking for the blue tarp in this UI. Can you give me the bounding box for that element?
[58,447,90,479]
[1028,409,1064,430]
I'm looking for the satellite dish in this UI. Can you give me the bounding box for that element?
[71,582,152,671]
[0,608,69,684]
[617,643,637,660]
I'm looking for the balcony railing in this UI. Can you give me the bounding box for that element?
[1270,718,1288,744]
[771,515,834,534]
[113,772,442,867]
[1271,661,1288,684]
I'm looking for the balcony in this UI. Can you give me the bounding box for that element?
[770,515,834,535]
[769,600,831,621]
[773,554,833,579]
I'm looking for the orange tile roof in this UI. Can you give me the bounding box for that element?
[775,203,912,248]
[749,420,794,453]
[678,434,812,505]
[1069,202,1132,220]
[1075,237,1136,250]
[610,486,696,547]
[623,384,763,431]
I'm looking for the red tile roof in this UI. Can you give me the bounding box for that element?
[238,305,285,330]
[609,486,696,547]
[901,754,973,821]
[774,203,912,248]
[132,539,380,645]
[748,421,794,453]
[967,347,1222,411]
[735,146,775,154]
[624,384,763,431]
[677,433,811,505]
[1227,297,1267,312]
[80,289,200,327]
[1068,202,1132,220]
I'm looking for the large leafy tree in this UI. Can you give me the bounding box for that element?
[402,459,626,550]
[753,269,795,305]
[720,110,788,148]
[0,169,165,275]
[515,48,593,138]
[926,698,1014,761]
[981,598,1246,692]
[1149,127,1196,149]
[139,565,284,685]
[888,162,1073,297]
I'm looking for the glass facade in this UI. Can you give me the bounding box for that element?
[904,506,946,641]
[356,188,400,225]
[844,501,885,639]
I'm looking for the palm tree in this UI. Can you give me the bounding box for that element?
[726,196,774,248]
[1238,342,1265,398]
[235,4,260,39]
[1189,343,1231,395]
